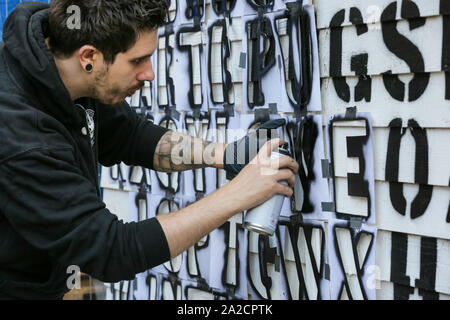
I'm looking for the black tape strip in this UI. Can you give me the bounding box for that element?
[165,23,174,34]
[193,108,201,119]
[321,202,335,212]
[165,189,175,200]
[345,106,357,119]
[286,1,301,16]
[349,217,362,229]
[321,159,331,178]
[288,213,302,227]
[224,103,235,117]
[170,107,181,121]
[324,263,330,281]
[239,52,246,69]
[268,103,278,114]
[254,108,270,123]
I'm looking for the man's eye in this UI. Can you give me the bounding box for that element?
[133,58,144,64]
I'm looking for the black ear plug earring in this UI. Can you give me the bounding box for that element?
[85,64,93,72]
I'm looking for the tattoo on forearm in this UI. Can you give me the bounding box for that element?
[153,131,222,172]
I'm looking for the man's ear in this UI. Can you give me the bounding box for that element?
[78,45,102,73]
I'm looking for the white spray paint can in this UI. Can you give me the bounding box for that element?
[243,144,291,236]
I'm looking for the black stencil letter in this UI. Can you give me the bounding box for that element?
[385,119,432,219]
[381,1,429,102]
[246,16,276,108]
[329,8,371,103]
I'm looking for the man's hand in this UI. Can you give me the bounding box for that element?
[226,138,299,212]
[223,118,286,180]
[156,138,299,258]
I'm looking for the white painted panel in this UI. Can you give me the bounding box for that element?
[321,72,450,128]
[376,181,450,239]
[376,230,450,295]
[376,230,392,282]
[315,0,442,29]
[332,125,450,187]
[436,238,450,295]
[335,177,370,217]
[319,15,444,77]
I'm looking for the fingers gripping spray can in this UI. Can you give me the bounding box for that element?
[243,143,291,236]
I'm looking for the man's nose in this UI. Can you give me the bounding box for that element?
[137,59,155,82]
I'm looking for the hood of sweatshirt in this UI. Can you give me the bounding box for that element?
[2,1,82,128]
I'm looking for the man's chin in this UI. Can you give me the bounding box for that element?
[98,96,127,108]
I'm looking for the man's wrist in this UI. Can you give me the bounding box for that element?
[211,143,226,170]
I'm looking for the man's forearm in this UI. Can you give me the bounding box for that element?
[156,181,241,257]
[153,130,226,172]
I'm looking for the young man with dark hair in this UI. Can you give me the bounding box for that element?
[0,0,298,299]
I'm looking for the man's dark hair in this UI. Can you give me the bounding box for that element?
[48,0,167,64]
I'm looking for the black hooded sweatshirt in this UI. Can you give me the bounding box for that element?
[0,2,171,299]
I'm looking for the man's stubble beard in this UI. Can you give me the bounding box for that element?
[92,65,124,108]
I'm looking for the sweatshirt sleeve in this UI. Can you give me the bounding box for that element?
[97,101,169,168]
[0,147,170,283]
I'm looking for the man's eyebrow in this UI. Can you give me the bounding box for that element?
[129,52,153,62]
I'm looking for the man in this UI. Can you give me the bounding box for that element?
[0,0,298,299]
